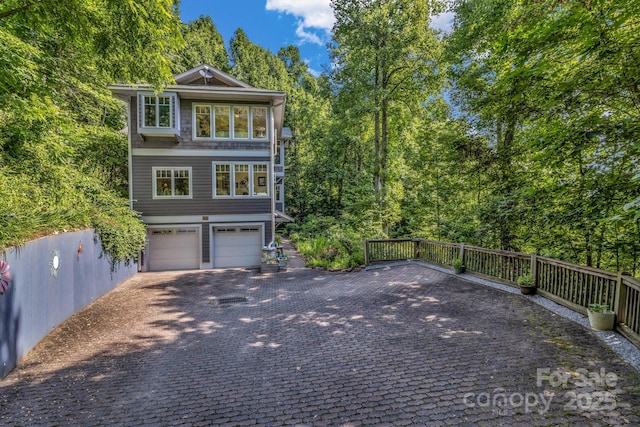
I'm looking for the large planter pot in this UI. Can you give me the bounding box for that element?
[588,310,616,331]
[520,285,536,295]
[453,266,465,274]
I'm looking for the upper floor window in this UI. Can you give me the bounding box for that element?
[215,106,230,137]
[144,96,172,127]
[233,106,249,138]
[195,105,211,137]
[212,162,269,198]
[138,93,179,135]
[193,104,269,140]
[252,107,267,138]
[153,167,192,199]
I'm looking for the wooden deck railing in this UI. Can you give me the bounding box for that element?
[364,238,640,349]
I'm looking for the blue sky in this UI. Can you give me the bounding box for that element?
[179,0,335,75]
[179,0,454,76]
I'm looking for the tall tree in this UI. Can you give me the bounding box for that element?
[447,0,640,270]
[229,28,289,90]
[330,0,444,228]
[173,15,230,73]
[0,0,184,258]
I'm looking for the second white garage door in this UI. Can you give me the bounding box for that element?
[213,226,262,268]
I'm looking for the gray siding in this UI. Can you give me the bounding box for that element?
[180,99,192,140]
[132,156,272,217]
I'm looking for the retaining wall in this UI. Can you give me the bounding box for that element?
[0,230,137,378]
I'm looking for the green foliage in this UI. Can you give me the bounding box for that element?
[0,0,183,260]
[517,274,533,287]
[330,0,445,230]
[287,215,371,270]
[452,256,464,269]
[588,303,610,313]
[441,0,640,273]
[173,15,230,73]
[230,29,289,91]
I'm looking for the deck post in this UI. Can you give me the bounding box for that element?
[364,239,370,266]
[531,253,538,287]
[613,272,627,325]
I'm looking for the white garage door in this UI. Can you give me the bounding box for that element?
[148,227,199,271]
[213,226,262,268]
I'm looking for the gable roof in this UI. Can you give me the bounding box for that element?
[173,64,253,88]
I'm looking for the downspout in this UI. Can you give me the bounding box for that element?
[270,105,276,245]
[126,98,142,271]
[127,99,134,210]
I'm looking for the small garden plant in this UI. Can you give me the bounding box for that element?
[452,256,464,269]
[588,303,610,313]
[287,215,375,270]
[517,274,533,287]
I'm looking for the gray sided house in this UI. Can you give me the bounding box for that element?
[110,65,291,271]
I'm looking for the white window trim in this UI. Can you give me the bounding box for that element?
[138,92,179,132]
[152,167,193,199]
[191,103,270,141]
[212,162,270,199]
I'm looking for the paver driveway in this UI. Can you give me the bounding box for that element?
[1,258,639,426]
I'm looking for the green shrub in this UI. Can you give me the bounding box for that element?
[290,216,369,270]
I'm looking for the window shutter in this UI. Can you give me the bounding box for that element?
[171,94,179,130]
[137,94,144,129]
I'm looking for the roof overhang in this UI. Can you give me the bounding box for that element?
[275,211,294,224]
[275,211,296,224]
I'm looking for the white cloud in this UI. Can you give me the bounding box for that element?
[296,24,323,45]
[266,0,334,45]
[430,11,455,34]
[304,59,322,77]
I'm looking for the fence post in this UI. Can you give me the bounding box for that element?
[364,239,370,266]
[531,253,538,287]
[460,243,465,264]
[613,273,627,325]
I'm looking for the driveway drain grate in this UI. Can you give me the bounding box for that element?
[217,297,248,305]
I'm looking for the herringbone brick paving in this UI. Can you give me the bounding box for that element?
[1,247,639,426]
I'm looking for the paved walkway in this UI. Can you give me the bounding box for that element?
[1,245,639,426]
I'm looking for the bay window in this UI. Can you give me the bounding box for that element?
[138,92,179,135]
[142,95,175,128]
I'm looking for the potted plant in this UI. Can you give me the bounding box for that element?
[452,256,465,274]
[587,303,616,331]
[517,274,536,295]
[277,253,288,271]
[260,252,279,273]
